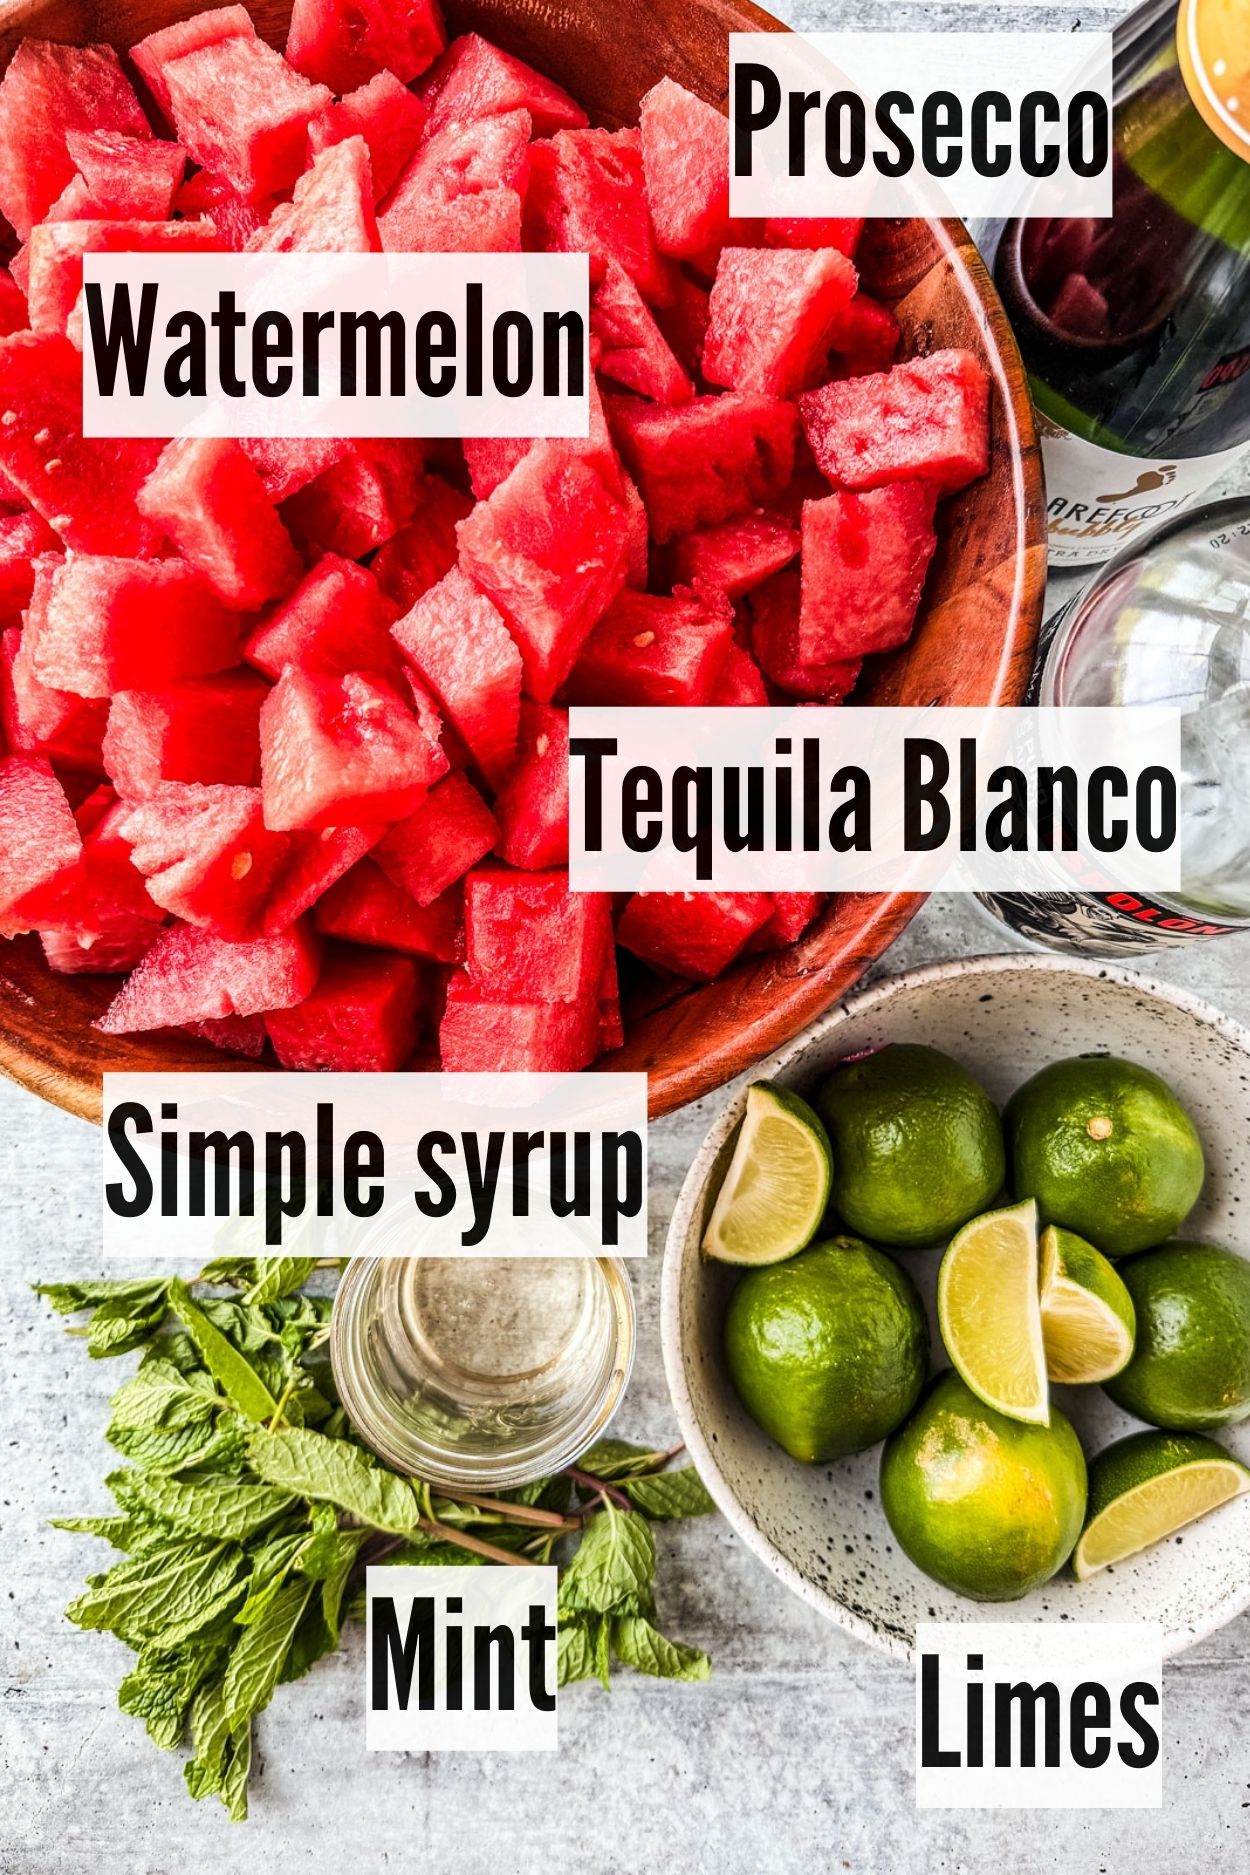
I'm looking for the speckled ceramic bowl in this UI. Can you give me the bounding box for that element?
[661,952,1250,1660]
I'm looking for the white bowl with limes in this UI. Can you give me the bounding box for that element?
[660,953,1250,1660]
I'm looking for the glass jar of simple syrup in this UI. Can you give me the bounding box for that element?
[331,1250,636,1492]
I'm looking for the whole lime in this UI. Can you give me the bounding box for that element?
[1103,1241,1250,1431]
[880,1369,1087,1601]
[1006,1055,1204,1257]
[724,1236,928,1463]
[814,1044,1005,1248]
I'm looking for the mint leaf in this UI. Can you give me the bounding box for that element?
[556,1618,597,1686]
[108,1469,296,1543]
[168,1281,277,1423]
[52,1514,165,1552]
[83,1293,170,1358]
[574,1437,673,1480]
[36,1277,170,1317]
[67,1538,245,1648]
[621,1468,717,1521]
[118,1631,231,1749]
[248,1426,424,1536]
[558,1502,656,1615]
[611,1617,711,1683]
[222,1579,313,1728]
[244,1258,320,1305]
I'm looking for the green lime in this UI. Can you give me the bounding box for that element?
[815,1044,1005,1249]
[937,1199,1048,1425]
[724,1236,928,1463]
[1103,1241,1250,1431]
[702,1082,832,1267]
[1073,1430,1250,1580]
[1006,1055,1204,1257]
[1040,1225,1136,1385]
[880,1369,1087,1601]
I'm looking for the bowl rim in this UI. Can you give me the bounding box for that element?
[659,947,1250,1661]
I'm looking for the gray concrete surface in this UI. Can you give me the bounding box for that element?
[5,0,1250,1869]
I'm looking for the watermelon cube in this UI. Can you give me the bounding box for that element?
[616,889,772,981]
[265,943,427,1071]
[244,135,380,254]
[313,859,464,962]
[26,554,241,699]
[492,700,569,870]
[456,442,631,701]
[764,216,863,258]
[374,771,499,906]
[239,435,353,505]
[28,217,222,343]
[130,7,255,117]
[748,568,861,701]
[159,31,331,200]
[638,77,761,264]
[102,671,267,797]
[34,792,164,972]
[419,34,586,138]
[567,587,734,706]
[97,920,322,1032]
[709,641,769,706]
[64,131,185,220]
[172,166,272,249]
[281,440,425,558]
[118,782,289,938]
[0,333,164,554]
[704,247,857,400]
[800,484,938,662]
[378,179,522,256]
[308,71,427,204]
[137,437,301,611]
[462,436,532,503]
[370,475,474,613]
[41,919,161,977]
[799,348,991,494]
[747,890,825,951]
[440,971,600,1072]
[591,260,693,405]
[262,822,385,934]
[1,625,106,768]
[285,0,445,92]
[827,292,899,378]
[653,270,710,379]
[0,753,82,931]
[524,128,673,306]
[245,555,402,684]
[260,666,447,832]
[463,866,611,1003]
[184,1012,269,1057]
[0,269,27,338]
[0,40,150,239]
[391,567,521,784]
[665,508,799,600]
[608,392,798,543]
[378,109,530,256]
[621,472,649,589]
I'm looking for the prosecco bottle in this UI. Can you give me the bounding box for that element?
[991,0,1250,566]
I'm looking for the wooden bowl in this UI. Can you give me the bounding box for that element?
[0,0,1047,1122]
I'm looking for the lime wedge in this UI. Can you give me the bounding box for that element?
[1039,1225,1135,1384]
[702,1082,832,1266]
[1073,1430,1250,1580]
[937,1198,1048,1425]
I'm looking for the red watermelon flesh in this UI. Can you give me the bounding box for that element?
[308,71,427,203]
[378,179,522,255]
[709,641,769,706]
[746,890,825,952]
[102,671,267,797]
[314,859,464,962]
[638,77,760,264]
[130,7,255,118]
[666,508,799,600]
[799,348,991,495]
[260,666,446,832]
[0,269,27,337]
[374,770,498,906]
[0,40,150,240]
[524,127,672,306]
[25,553,241,698]
[97,919,322,1031]
[119,781,289,938]
[592,260,693,405]
[138,437,302,611]
[621,472,649,589]
[440,970,600,1072]
[420,33,585,138]
[492,700,568,870]
[567,586,734,707]
[0,333,164,554]
[262,821,384,933]
[653,270,710,380]
[64,132,185,219]
[616,889,772,981]
[240,436,353,505]
[608,392,798,543]
[0,509,58,624]
[765,216,863,258]
[462,436,531,503]
[28,217,222,343]
[596,943,623,1051]
[827,293,899,378]
[41,919,160,976]
[457,442,631,702]
[463,374,621,503]
[36,795,165,972]
[173,167,272,249]
[463,866,611,1003]
[265,942,427,1071]
[391,566,521,784]
[0,753,82,932]
[378,108,530,254]
[704,246,857,400]
[370,475,474,613]
[285,0,445,92]
[184,1012,268,1056]
[245,554,403,683]
[748,567,862,701]
[160,33,331,200]
[800,483,938,662]
[1,627,108,769]
[245,135,379,253]
[281,440,425,558]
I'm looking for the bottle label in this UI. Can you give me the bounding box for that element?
[978,889,1247,955]
[1039,417,1250,566]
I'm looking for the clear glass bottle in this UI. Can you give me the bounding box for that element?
[331,1252,636,1492]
